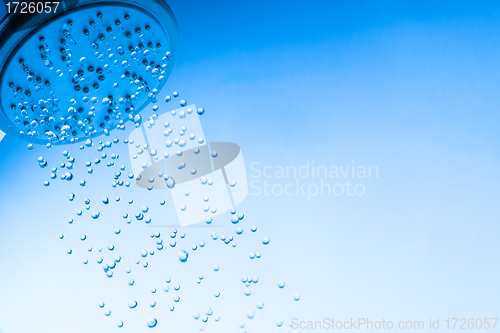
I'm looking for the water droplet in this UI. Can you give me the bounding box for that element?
[128,300,137,308]
[178,251,188,262]
[166,177,175,189]
[294,294,301,301]
[147,318,157,328]
[133,114,142,126]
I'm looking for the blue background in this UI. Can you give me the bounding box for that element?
[1,1,499,332]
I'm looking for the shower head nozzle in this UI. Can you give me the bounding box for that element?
[0,0,178,145]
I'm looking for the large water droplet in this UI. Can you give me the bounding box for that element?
[178,251,188,262]
[147,318,157,328]
[166,177,175,189]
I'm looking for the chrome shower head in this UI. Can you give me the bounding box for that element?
[0,0,178,145]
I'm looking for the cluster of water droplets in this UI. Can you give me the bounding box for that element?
[30,93,301,331]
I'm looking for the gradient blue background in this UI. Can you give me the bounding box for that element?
[1,1,499,332]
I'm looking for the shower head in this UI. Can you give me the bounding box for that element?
[0,0,178,145]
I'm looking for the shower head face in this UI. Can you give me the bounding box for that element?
[0,0,178,145]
